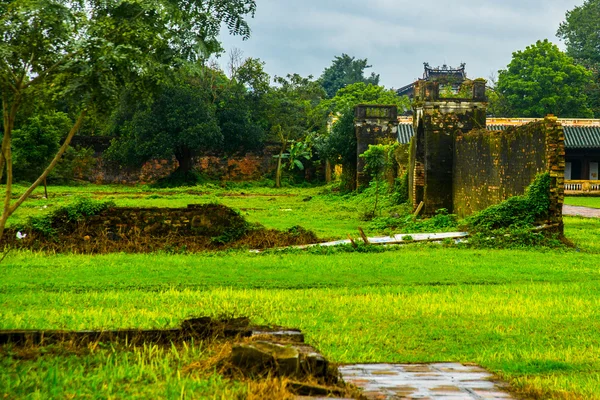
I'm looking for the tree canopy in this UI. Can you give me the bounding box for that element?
[267,74,326,187]
[319,54,380,98]
[0,0,257,239]
[557,0,600,66]
[557,0,600,117]
[496,39,594,118]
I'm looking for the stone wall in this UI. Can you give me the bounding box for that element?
[84,148,279,184]
[84,204,247,237]
[406,79,564,225]
[453,117,565,222]
[354,105,398,187]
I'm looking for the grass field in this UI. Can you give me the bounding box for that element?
[2,184,600,399]
[564,196,600,209]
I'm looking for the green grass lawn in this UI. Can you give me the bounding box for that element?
[2,184,600,399]
[564,196,600,209]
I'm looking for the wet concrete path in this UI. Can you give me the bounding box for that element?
[339,363,514,400]
[563,205,600,218]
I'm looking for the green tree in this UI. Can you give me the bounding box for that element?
[319,54,380,98]
[557,0,600,66]
[315,83,409,191]
[268,74,325,188]
[497,40,594,118]
[216,57,270,154]
[106,76,222,181]
[557,0,600,117]
[12,111,72,182]
[0,0,256,240]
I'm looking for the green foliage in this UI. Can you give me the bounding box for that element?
[320,82,409,114]
[360,145,387,179]
[369,208,458,233]
[267,74,326,187]
[497,40,594,118]
[217,58,270,154]
[319,53,380,98]
[557,0,600,117]
[466,228,564,250]
[315,109,356,191]
[466,173,551,232]
[439,81,472,99]
[315,83,409,191]
[105,74,222,174]
[393,172,409,204]
[286,139,313,171]
[0,0,258,111]
[557,0,600,66]
[51,146,96,183]
[12,112,73,182]
[26,198,115,237]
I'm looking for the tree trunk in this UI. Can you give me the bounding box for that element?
[174,147,194,175]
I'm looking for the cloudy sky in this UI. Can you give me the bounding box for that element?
[218,0,584,89]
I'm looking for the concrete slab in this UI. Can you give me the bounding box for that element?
[339,363,514,400]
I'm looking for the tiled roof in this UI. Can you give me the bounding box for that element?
[397,123,414,144]
[397,119,600,149]
[564,126,600,149]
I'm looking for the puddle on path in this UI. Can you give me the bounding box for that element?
[339,363,514,399]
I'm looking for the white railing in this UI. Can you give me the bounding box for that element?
[565,180,600,193]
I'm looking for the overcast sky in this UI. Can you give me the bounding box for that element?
[217,0,584,89]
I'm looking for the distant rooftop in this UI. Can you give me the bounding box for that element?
[423,62,467,81]
[397,62,468,99]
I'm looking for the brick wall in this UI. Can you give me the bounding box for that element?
[453,116,565,222]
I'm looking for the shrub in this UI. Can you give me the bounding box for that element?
[465,173,551,232]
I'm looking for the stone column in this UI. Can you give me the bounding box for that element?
[354,105,398,189]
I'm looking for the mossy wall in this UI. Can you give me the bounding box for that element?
[453,117,565,222]
[355,105,399,188]
[412,100,487,214]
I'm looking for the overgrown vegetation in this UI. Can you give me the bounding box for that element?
[465,173,551,231]
[461,173,566,249]
[23,198,115,237]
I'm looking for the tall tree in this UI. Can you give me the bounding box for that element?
[217,56,271,154]
[268,74,325,187]
[557,0,600,66]
[557,0,600,116]
[319,54,380,98]
[0,0,256,241]
[497,40,594,118]
[105,73,223,180]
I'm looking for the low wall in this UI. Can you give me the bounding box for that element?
[453,116,565,222]
[84,204,247,237]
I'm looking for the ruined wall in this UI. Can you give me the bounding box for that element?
[407,79,564,225]
[355,105,398,187]
[84,204,247,237]
[87,149,278,184]
[453,116,565,222]
[411,80,487,214]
